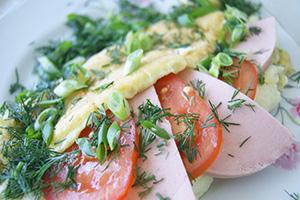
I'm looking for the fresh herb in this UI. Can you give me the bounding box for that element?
[107,122,121,151]
[285,190,300,200]
[258,67,265,84]
[239,136,251,148]
[0,126,78,199]
[54,80,88,98]
[92,81,114,92]
[168,0,217,26]
[227,153,235,158]
[228,90,246,111]
[228,90,255,112]
[135,100,171,161]
[190,79,206,99]
[173,113,201,163]
[9,69,25,94]
[156,192,171,200]
[107,90,130,121]
[125,31,153,54]
[123,49,144,75]
[201,114,216,128]
[290,71,300,83]
[108,46,125,65]
[209,101,240,132]
[76,137,96,157]
[154,140,169,157]
[249,26,262,36]
[133,167,163,198]
[140,120,171,140]
[90,69,106,80]
[220,0,261,16]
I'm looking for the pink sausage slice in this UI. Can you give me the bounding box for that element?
[234,17,276,71]
[178,69,294,178]
[127,87,195,199]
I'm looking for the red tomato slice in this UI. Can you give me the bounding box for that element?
[44,119,138,200]
[222,59,259,99]
[155,74,222,178]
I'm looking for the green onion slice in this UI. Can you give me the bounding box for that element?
[177,14,194,27]
[231,24,247,45]
[97,143,107,164]
[213,52,233,67]
[125,31,153,54]
[98,122,108,145]
[208,61,220,78]
[42,122,54,146]
[76,137,96,157]
[37,56,60,78]
[107,122,121,151]
[107,90,130,121]
[34,108,58,131]
[123,49,143,76]
[54,80,88,98]
[140,120,171,140]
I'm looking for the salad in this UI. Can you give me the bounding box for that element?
[0,0,299,199]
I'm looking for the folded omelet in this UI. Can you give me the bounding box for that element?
[51,11,225,152]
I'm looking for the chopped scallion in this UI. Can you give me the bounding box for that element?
[37,56,60,79]
[76,137,96,157]
[177,14,194,27]
[214,52,233,66]
[140,120,170,140]
[54,79,88,98]
[107,90,130,121]
[107,122,121,151]
[124,49,143,75]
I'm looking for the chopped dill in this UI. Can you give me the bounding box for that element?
[285,190,300,200]
[227,153,235,158]
[209,101,240,132]
[133,167,163,198]
[9,69,25,94]
[228,90,255,112]
[190,79,206,99]
[249,26,262,36]
[290,71,300,83]
[156,192,171,200]
[239,136,251,148]
[173,113,201,163]
[135,100,171,161]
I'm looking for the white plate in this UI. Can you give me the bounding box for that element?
[0,0,299,199]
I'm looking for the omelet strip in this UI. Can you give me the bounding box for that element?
[51,12,224,152]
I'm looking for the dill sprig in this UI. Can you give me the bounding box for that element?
[190,79,206,99]
[290,71,300,83]
[249,26,262,36]
[239,136,251,148]
[156,192,171,200]
[9,69,25,94]
[285,190,300,200]
[135,100,171,161]
[201,114,216,129]
[173,113,201,163]
[0,128,78,199]
[220,0,261,16]
[133,167,163,198]
[209,101,240,132]
[227,90,255,112]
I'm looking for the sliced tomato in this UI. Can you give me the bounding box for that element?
[155,73,222,178]
[222,59,258,99]
[44,119,138,200]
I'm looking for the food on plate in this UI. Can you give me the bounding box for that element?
[0,0,299,199]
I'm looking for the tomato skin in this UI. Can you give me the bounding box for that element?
[44,119,138,200]
[223,59,259,99]
[155,74,222,178]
